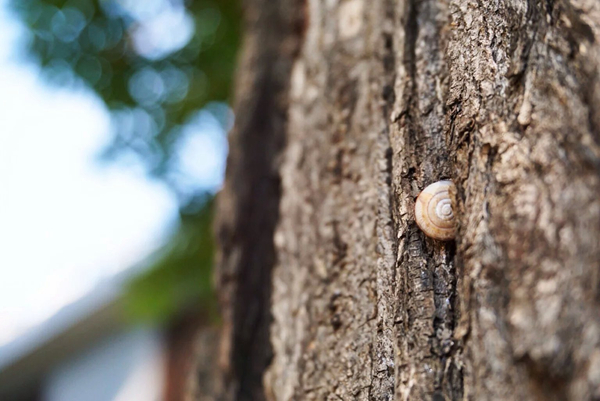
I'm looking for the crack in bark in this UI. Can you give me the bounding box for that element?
[214,0,306,400]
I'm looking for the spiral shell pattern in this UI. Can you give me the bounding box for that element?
[415,180,456,241]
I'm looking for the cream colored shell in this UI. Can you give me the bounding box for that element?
[415,180,456,241]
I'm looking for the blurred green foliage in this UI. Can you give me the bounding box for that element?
[124,200,218,323]
[10,0,241,322]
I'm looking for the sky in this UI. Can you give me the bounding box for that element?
[0,0,226,346]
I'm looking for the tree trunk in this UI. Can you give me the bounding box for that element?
[212,0,600,400]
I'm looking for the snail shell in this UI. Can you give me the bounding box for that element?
[415,180,456,241]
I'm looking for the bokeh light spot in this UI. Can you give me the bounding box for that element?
[51,8,87,43]
[128,67,165,106]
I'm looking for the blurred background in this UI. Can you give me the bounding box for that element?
[0,0,240,399]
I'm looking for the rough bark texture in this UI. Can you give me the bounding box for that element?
[214,0,600,400]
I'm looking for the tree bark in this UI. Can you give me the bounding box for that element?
[213,0,600,400]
